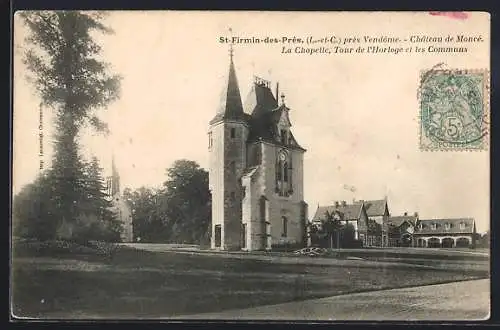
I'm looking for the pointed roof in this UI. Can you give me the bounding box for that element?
[111,154,118,178]
[387,215,418,228]
[111,154,120,196]
[244,82,305,150]
[209,54,246,125]
[243,81,279,116]
[355,199,388,217]
[312,203,364,222]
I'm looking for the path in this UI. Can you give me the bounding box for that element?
[173,279,489,321]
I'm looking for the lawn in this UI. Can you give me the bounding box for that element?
[11,241,490,319]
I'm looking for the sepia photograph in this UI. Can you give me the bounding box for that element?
[11,11,490,321]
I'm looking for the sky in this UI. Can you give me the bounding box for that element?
[13,11,490,232]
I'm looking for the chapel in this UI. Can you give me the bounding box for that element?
[208,50,308,251]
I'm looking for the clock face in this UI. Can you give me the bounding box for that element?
[279,153,286,161]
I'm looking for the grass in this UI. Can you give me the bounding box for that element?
[11,241,490,319]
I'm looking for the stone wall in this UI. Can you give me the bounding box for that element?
[208,120,249,250]
[208,122,225,249]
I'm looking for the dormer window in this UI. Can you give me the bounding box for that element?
[280,129,288,145]
[431,223,437,230]
[460,222,466,230]
[445,223,451,230]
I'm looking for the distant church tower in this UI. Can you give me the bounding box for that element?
[106,155,133,243]
[209,46,308,251]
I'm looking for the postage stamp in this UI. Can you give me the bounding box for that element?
[419,68,490,151]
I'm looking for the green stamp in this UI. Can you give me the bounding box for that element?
[419,68,489,151]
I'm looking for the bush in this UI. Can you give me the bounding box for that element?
[13,240,96,257]
[12,239,122,258]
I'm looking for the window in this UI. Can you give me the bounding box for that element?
[230,191,236,201]
[229,161,236,174]
[241,224,247,249]
[260,197,266,223]
[230,128,236,138]
[283,162,288,182]
[276,151,292,196]
[280,129,287,144]
[445,223,451,230]
[214,225,222,247]
[460,222,466,230]
[282,216,288,237]
[431,223,437,230]
[208,132,213,148]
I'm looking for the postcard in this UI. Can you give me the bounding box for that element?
[12,11,490,321]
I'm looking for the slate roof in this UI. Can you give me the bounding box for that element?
[247,106,305,150]
[387,215,417,228]
[209,57,247,125]
[358,199,388,217]
[413,218,475,235]
[243,82,278,116]
[313,203,363,222]
[210,56,305,151]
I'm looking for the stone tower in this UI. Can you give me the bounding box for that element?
[208,49,249,250]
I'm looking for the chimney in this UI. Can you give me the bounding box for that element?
[342,200,347,207]
[404,212,408,216]
[414,212,419,218]
[334,201,339,208]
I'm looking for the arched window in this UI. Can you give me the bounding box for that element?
[276,151,292,196]
[283,162,288,182]
[260,196,266,223]
[276,162,282,182]
[282,216,288,237]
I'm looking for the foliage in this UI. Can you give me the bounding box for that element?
[367,219,382,235]
[12,172,58,241]
[13,158,123,243]
[323,210,344,249]
[162,160,211,244]
[18,11,122,240]
[122,160,211,244]
[80,158,122,242]
[308,211,344,249]
[123,187,169,242]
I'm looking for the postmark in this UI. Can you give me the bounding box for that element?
[419,67,489,151]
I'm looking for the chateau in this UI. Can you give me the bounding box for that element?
[209,51,308,251]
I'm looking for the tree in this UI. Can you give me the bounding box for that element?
[118,160,211,244]
[162,160,211,244]
[81,157,122,242]
[19,11,121,238]
[12,172,58,241]
[123,186,168,242]
[323,210,344,249]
